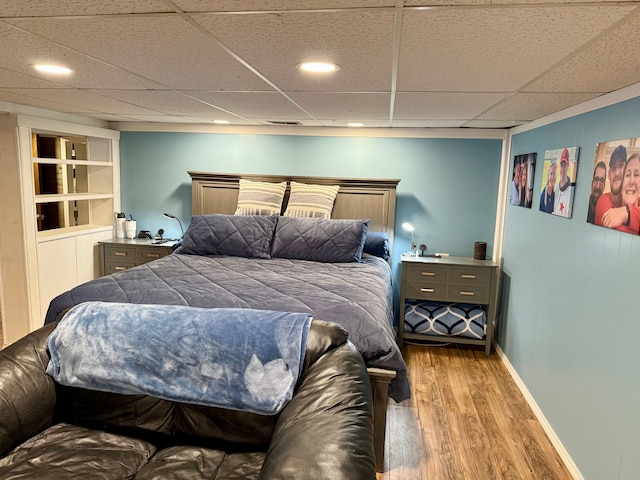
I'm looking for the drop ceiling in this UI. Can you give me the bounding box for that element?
[1,0,640,130]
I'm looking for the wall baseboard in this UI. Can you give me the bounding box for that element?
[494,342,584,480]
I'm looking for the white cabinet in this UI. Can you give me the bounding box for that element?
[0,115,120,345]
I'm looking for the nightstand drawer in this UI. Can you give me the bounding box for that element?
[104,245,137,261]
[104,262,135,275]
[448,267,490,286]
[405,264,448,284]
[100,239,178,277]
[136,247,170,263]
[405,282,447,300]
[446,284,489,303]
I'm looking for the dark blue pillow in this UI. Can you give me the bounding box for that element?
[180,214,277,258]
[271,217,370,263]
[363,231,390,260]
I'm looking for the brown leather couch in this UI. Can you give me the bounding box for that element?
[0,320,375,479]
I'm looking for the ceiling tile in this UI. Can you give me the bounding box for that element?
[6,15,270,90]
[186,91,310,119]
[392,119,467,127]
[3,88,164,115]
[115,114,218,123]
[463,119,526,128]
[478,92,602,121]
[0,0,171,16]
[394,92,510,119]
[286,92,390,121]
[88,90,235,116]
[193,9,395,91]
[0,90,89,113]
[397,5,636,92]
[175,0,394,11]
[405,0,625,4]
[524,12,640,93]
[0,22,166,89]
[0,66,68,88]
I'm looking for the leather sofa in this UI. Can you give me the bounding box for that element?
[0,320,375,479]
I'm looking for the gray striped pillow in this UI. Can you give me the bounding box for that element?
[283,182,340,219]
[234,179,286,216]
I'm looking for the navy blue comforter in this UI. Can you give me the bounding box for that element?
[45,253,409,402]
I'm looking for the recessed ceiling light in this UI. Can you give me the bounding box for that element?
[213,120,230,124]
[33,64,72,75]
[347,122,364,127]
[297,62,340,73]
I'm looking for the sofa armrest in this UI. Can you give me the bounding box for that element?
[259,341,375,480]
[0,323,58,456]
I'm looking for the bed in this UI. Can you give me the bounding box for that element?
[44,172,406,472]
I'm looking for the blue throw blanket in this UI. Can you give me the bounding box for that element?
[46,302,312,415]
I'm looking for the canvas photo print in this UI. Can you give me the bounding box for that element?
[539,147,579,218]
[510,152,537,209]
[588,138,640,235]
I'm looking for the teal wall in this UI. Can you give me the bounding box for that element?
[120,132,502,310]
[503,97,640,479]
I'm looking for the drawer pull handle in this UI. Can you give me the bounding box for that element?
[421,272,436,277]
[420,288,435,293]
[114,252,127,256]
[114,266,127,271]
[146,253,160,258]
[459,291,475,296]
[461,274,476,279]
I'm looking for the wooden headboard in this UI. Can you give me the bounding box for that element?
[188,172,400,250]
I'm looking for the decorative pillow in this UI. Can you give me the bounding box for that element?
[271,217,370,263]
[180,214,277,259]
[283,182,340,219]
[234,179,287,216]
[363,231,390,260]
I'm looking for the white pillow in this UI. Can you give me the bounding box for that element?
[234,179,286,216]
[283,182,340,219]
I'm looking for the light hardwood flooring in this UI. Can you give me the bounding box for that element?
[377,344,574,480]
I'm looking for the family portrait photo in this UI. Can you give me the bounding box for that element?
[539,146,579,218]
[588,138,640,235]
[510,152,537,209]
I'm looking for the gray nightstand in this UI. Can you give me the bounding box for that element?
[99,238,177,276]
[398,255,500,355]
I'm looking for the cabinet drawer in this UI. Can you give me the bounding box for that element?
[104,245,137,261]
[446,284,489,303]
[405,282,447,300]
[448,267,489,286]
[136,247,169,263]
[405,264,448,284]
[105,262,135,275]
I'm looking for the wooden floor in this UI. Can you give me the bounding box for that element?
[377,343,574,480]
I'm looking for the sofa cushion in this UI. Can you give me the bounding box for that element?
[0,422,156,479]
[60,388,175,435]
[0,322,57,458]
[136,446,265,480]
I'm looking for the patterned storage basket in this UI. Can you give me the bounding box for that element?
[404,300,487,340]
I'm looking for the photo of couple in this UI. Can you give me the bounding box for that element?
[510,152,537,209]
[588,138,640,235]
[539,146,579,218]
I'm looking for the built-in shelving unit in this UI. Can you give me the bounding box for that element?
[0,115,120,345]
[32,132,115,235]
